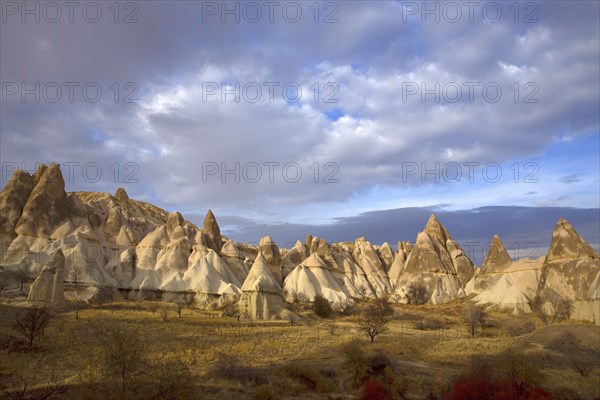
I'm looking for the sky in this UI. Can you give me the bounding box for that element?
[1,1,599,264]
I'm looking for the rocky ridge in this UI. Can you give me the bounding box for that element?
[1,165,598,322]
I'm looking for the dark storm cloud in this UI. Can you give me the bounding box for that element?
[221,206,600,265]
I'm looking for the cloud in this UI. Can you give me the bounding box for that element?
[559,175,582,184]
[1,1,598,225]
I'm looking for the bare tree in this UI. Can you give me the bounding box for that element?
[148,301,160,314]
[15,265,31,293]
[571,360,592,377]
[175,295,193,318]
[13,306,52,348]
[357,297,394,343]
[0,274,12,296]
[335,298,355,315]
[69,264,85,295]
[0,358,66,400]
[134,298,145,312]
[99,326,146,394]
[355,284,371,303]
[466,305,486,337]
[72,301,86,320]
[150,356,194,400]
[159,306,169,322]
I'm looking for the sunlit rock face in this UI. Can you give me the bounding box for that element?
[392,215,474,304]
[4,165,597,322]
[536,218,600,323]
[239,252,284,319]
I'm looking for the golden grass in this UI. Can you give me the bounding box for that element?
[0,298,598,399]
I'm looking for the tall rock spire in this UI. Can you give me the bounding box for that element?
[203,209,222,253]
[480,234,513,274]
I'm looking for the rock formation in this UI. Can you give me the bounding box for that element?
[239,252,284,319]
[259,235,283,282]
[284,253,349,304]
[203,209,222,253]
[377,242,395,272]
[114,187,129,202]
[536,218,600,322]
[282,240,308,277]
[470,256,544,314]
[480,235,513,274]
[393,215,474,304]
[466,234,514,294]
[352,237,392,296]
[3,165,598,322]
[27,248,65,305]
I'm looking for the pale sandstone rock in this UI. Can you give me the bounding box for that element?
[203,209,222,253]
[239,252,284,319]
[27,248,65,305]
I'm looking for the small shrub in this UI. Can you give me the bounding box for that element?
[283,364,332,393]
[406,284,428,305]
[326,322,338,336]
[159,306,169,322]
[148,356,194,400]
[415,318,447,331]
[571,361,592,377]
[148,301,160,314]
[254,384,276,400]
[207,353,268,385]
[506,320,536,337]
[361,379,392,400]
[343,339,367,387]
[314,294,332,318]
[443,351,551,400]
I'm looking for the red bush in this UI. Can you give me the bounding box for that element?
[361,379,393,400]
[443,372,552,400]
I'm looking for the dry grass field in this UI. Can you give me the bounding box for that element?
[0,291,598,400]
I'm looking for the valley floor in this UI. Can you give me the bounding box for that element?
[1,293,599,400]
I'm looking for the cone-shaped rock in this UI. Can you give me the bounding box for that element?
[546,218,599,262]
[203,209,222,253]
[481,235,513,274]
[166,211,185,237]
[259,236,282,265]
[241,252,281,293]
[378,242,395,272]
[239,252,284,319]
[15,163,74,237]
[394,214,473,304]
[536,218,600,322]
[0,169,35,237]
